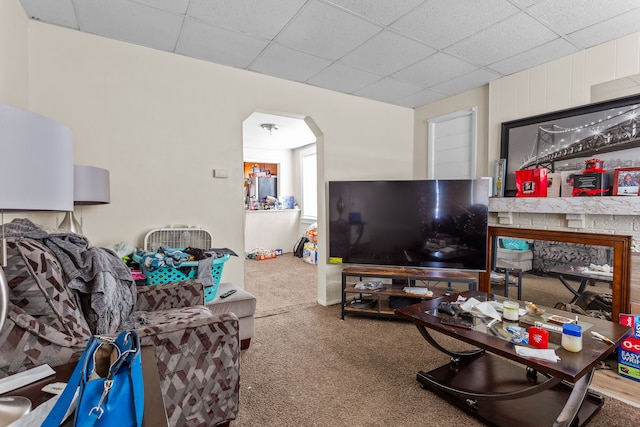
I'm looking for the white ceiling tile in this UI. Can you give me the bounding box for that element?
[354,77,424,103]
[340,30,435,75]
[134,0,190,15]
[390,0,519,49]
[177,20,268,68]
[528,0,640,34]
[430,69,502,96]
[275,1,381,60]
[187,0,306,40]
[394,89,449,108]
[445,13,559,67]
[75,0,184,52]
[324,0,424,26]
[249,44,332,83]
[489,38,579,75]
[393,52,477,87]
[19,0,78,29]
[568,8,640,49]
[306,63,382,93]
[511,0,545,8]
[17,0,640,109]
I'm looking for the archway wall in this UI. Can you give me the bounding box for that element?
[7,10,415,299]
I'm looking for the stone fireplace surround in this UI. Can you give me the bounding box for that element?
[482,197,640,319]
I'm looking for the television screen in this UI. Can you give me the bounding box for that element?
[328,179,489,272]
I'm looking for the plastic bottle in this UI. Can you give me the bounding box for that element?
[561,323,583,352]
[528,322,549,349]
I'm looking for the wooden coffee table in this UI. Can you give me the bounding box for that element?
[548,265,613,304]
[395,290,632,427]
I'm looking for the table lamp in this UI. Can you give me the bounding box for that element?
[0,104,74,424]
[58,165,110,234]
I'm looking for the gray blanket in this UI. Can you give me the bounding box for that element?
[1,218,135,334]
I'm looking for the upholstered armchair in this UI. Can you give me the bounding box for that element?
[0,237,239,427]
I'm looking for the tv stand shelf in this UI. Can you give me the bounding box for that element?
[341,266,477,320]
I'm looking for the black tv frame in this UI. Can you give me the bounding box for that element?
[327,179,489,272]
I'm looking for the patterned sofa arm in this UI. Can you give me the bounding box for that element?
[135,279,205,312]
[0,305,87,377]
[134,306,240,427]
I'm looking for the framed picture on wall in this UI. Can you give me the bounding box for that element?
[613,167,640,196]
[499,93,640,197]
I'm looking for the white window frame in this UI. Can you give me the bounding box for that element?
[427,107,477,179]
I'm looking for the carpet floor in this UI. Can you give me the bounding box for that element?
[236,254,640,426]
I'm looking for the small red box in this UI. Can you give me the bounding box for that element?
[620,314,640,338]
[515,168,548,197]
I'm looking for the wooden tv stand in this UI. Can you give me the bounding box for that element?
[341,265,477,319]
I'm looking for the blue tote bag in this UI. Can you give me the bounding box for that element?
[42,330,144,427]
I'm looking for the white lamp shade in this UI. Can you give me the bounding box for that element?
[0,105,74,212]
[74,165,110,205]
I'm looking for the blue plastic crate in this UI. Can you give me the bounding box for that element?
[500,238,530,251]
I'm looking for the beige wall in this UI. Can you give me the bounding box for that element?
[488,32,640,167]
[413,86,489,179]
[414,33,640,179]
[0,0,29,109]
[0,2,415,305]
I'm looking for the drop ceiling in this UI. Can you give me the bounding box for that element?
[18,0,640,109]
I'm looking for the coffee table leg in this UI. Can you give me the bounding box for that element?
[416,325,484,361]
[557,275,588,303]
[552,368,595,427]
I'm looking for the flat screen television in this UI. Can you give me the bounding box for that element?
[328,179,489,272]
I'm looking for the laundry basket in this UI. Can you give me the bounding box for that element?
[135,253,230,302]
[144,226,213,252]
[140,226,225,301]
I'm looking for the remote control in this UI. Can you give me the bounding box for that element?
[437,302,457,316]
[440,317,473,329]
[219,289,237,299]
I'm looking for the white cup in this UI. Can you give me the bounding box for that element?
[502,300,519,321]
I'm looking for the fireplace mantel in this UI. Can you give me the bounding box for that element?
[489,196,640,215]
[485,197,639,315]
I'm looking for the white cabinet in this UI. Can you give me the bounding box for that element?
[244,209,301,253]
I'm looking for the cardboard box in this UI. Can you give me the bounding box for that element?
[619,314,640,382]
[619,314,640,338]
[618,363,640,382]
[619,336,640,368]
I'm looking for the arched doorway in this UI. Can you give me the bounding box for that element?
[242,111,322,314]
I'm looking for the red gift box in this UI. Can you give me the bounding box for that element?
[515,168,548,197]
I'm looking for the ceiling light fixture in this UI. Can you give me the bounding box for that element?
[260,123,279,135]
